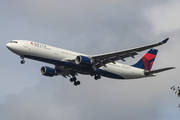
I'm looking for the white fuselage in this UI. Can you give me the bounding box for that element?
[6,40,146,79]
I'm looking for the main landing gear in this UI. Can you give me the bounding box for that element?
[94,74,101,80]
[90,72,101,80]
[20,56,25,64]
[70,77,81,86]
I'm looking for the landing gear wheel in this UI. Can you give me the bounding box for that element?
[76,81,80,85]
[94,74,101,80]
[20,56,25,64]
[98,74,101,79]
[90,72,94,76]
[70,78,74,82]
[21,60,25,64]
[74,82,77,86]
[70,77,76,82]
[74,81,80,86]
[94,75,98,80]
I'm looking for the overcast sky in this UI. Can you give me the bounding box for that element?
[0,0,180,120]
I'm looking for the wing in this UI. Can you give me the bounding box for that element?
[91,38,169,68]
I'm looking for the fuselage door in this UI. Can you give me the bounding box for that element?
[23,41,28,49]
[132,67,136,75]
[54,48,59,55]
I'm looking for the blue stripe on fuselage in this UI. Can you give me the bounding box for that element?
[24,55,124,79]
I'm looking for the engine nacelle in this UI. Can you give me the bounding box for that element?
[40,66,56,77]
[75,55,93,66]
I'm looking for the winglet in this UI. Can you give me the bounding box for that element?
[161,38,169,44]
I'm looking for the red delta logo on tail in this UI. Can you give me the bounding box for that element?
[132,49,158,71]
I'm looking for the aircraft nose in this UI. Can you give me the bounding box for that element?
[6,43,11,49]
[6,43,15,51]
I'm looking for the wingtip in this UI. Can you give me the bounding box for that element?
[167,67,176,70]
[161,38,169,43]
[171,67,176,69]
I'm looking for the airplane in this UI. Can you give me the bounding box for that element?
[6,38,175,86]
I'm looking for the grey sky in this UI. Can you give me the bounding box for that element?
[0,0,180,120]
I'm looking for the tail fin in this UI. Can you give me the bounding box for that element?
[132,49,158,71]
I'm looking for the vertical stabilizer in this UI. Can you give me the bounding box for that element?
[132,49,158,71]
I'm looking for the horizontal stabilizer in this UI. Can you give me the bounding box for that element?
[144,67,175,75]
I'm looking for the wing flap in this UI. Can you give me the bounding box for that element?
[96,51,138,67]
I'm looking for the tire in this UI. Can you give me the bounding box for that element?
[21,60,25,64]
[94,76,98,80]
[76,81,80,85]
[74,81,80,86]
[74,82,77,86]
[70,78,74,82]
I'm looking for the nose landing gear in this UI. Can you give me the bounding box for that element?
[20,56,25,64]
[21,60,25,64]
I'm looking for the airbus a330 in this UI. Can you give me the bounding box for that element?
[6,38,175,86]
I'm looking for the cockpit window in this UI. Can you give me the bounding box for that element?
[11,41,18,43]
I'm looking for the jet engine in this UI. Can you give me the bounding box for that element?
[40,66,56,77]
[75,55,93,66]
